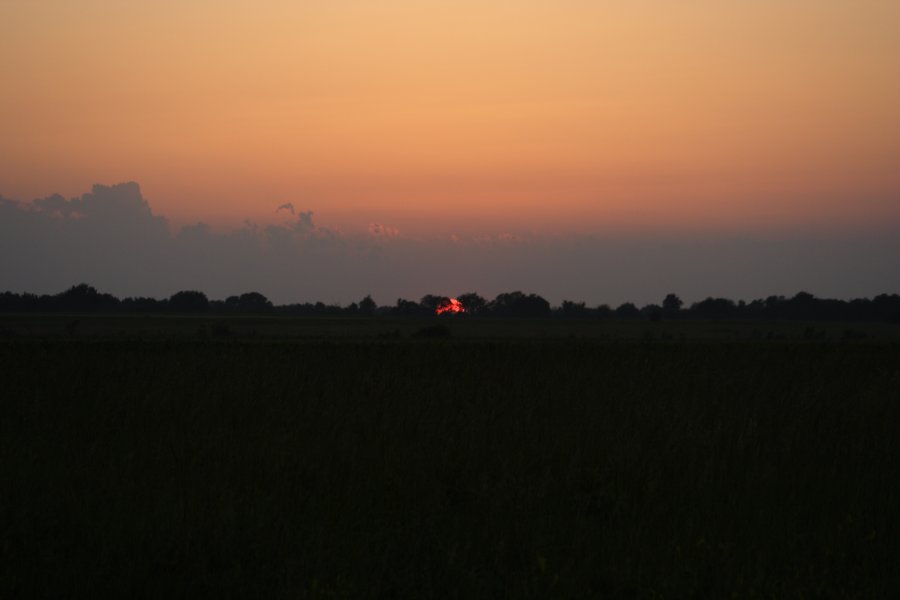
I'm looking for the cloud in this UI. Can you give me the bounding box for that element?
[1,182,898,306]
[447,232,524,245]
[368,223,400,239]
[276,202,295,215]
[0,183,172,293]
[294,210,316,234]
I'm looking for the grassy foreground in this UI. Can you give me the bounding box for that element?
[2,335,899,597]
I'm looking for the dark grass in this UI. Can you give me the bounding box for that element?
[3,313,900,342]
[2,335,900,597]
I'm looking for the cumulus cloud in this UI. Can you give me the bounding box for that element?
[1,182,898,306]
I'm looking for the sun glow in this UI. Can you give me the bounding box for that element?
[436,298,465,315]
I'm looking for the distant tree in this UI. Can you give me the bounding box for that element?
[169,290,209,313]
[394,298,426,316]
[55,283,119,312]
[0,292,21,312]
[763,295,786,318]
[7,282,900,324]
[419,295,449,314]
[358,295,377,316]
[641,304,663,322]
[560,300,588,317]
[457,292,486,315]
[873,294,900,322]
[121,296,164,313]
[614,302,641,318]
[276,302,312,316]
[662,293,683,314]
[488,292,551,317]
[690,297,737,319]
[779,291,817,319]
[237,292,272,313]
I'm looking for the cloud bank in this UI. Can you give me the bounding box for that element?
[1,182,898,306]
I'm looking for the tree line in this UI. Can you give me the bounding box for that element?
[2,284,900,322]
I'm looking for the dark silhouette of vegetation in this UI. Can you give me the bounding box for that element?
[488,291,552,317]
[1,285,900,322]
[641,303,663,322]
[168,290,209,313]
[418,294,449,314]
[615,302,641,318]
[457,292,487,315]
[55,284,120,312]
[662,293,683,315]
[560,300,589,318]
[392,298,430,317]
[357,295,377,316]
[224,292,272,314]
[595,304,613,319]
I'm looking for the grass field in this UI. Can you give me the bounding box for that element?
[2,313,899,341]
[2,318,899,597]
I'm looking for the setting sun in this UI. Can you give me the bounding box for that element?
[436,298,465,315]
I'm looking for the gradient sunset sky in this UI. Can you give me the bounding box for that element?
[3,0,899,236]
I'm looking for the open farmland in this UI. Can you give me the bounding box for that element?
[2,322,899,597]
[2,312,899,342]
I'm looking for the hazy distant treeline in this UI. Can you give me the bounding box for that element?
[2,284,900,322]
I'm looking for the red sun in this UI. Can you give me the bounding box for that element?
[436,297,465,315]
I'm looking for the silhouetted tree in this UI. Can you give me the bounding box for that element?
[662,293,683,314]
[393,298,428,316]
[614,302,641,318]
[0,292,21,312]
[121,296,164,313]
[488,292,551,317]
[54,283,120,312]
[419,295,449,314]
[641,304,663,322]
[168,290,209,313]
[457,292,486,315]
[4,282,900,323]
[873,294,900,322]
[560,300,588,317]
[358,295,377,316]
[236,292,272,313]
[690,297,737,319]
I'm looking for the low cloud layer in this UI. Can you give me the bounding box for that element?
[1,182,898,306]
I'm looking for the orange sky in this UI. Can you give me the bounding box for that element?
[2,0,899,234]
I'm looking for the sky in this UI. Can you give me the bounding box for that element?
[1,1,899,303]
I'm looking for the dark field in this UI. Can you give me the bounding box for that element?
[2,318,900,597]
[3,313,900,342]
